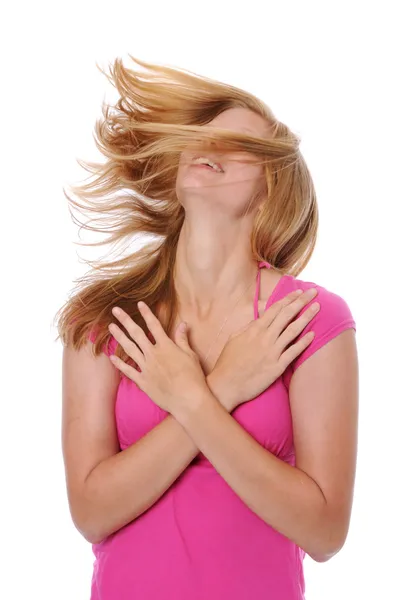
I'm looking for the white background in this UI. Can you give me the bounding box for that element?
[2,1,416,598]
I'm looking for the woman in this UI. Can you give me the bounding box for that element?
[56,56,358,600]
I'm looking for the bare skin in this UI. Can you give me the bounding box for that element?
[62,108,358,564]
[172,107,276,373]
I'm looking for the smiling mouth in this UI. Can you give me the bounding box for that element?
[191,156,224,173]
[191,163,220,172]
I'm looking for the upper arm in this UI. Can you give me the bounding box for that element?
[287,285,358,558]
[61,335,121,539]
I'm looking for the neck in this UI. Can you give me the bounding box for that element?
[174,215,258,319]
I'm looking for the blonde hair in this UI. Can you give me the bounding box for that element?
[53,55,318,361]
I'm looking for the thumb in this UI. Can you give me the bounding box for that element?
[174,321,191,352]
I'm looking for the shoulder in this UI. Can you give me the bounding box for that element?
[279,274,356,324]
[88,326,118,357]
[272,274,357,389]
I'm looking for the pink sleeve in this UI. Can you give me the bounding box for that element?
[88,327,119,357]
[282,284,356,389]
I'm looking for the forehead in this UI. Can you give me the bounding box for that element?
[208,107,272,137]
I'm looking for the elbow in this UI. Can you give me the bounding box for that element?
[77,507,109,545]
[81,518,115,546]
[79,526,99,546]
[69,476,110,545]
[86,530,107,546]
[69,500,104,546]
[72,512,102,545]
[308,521,348,563]
[76,516,108,545]
[309,545,342,563]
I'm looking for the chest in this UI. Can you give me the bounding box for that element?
[168,299,268,376]
[113,371,295,464]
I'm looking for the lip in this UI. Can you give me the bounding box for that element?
[192,155,224,173]
[191,163,221,173]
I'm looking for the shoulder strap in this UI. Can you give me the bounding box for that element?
[253,261,272,319]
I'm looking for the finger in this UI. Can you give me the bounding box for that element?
[174,322,192,354]
[260,289,305,328]
[277,330,315,372]
[274,300,320,351]
[109,353,142,386]
[267,288,318,333]
[138,302,167,345]
[108,322,145,368]
[111,306,152,356]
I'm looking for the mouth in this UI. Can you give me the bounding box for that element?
[191,156,224,173]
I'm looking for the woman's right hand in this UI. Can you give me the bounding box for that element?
[207,287,321,411]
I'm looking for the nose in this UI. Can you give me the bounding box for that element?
[189,140,221,159]
[208,138,222,153]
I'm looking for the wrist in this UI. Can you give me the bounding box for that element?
[172,387,217,426]
[206,370,236,413]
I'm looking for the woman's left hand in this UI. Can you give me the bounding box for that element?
[107,302,208,414]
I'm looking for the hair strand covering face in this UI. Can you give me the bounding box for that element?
[53,55,318,360]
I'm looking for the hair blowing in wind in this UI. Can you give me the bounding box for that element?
[54,55,318,363]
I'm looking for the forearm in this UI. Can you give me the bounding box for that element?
[83,374,232,545]
[174,390,334,562]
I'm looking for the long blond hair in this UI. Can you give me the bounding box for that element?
[53,55,318,361]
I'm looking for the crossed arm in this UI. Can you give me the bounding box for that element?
[82,327,358,564]
[174,328,358,563]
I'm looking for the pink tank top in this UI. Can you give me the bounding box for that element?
[88,262,356,599]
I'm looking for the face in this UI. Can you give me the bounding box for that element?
[176,107,272,217]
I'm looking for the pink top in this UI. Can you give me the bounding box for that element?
[88,262,356,599]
